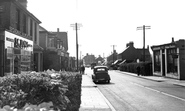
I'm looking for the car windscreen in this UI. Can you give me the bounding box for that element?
[96,68,107,71]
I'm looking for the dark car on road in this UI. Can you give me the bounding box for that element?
[92,66,111,83]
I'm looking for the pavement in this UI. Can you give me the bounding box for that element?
[79,69,185,111]
[115,70,185,87]
[79,74,116,111]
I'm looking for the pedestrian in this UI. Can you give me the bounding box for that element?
[136,66,140,76]
[80,65,85,74]
[81,65,85,74]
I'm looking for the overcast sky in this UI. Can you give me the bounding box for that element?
[28,0,185,58]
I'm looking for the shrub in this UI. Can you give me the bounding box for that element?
[119,62,153,76]
[0,71,82,111]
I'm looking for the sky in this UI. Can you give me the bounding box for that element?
[27,0,185,58]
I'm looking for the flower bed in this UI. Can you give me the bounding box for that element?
[0,70,82,111]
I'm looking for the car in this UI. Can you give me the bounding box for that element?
[92,66,111,83]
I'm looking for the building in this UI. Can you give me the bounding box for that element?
[106,50,118,67]
[52,28,69,70]
[117,41,151,63]
[0,0,41,76]
[83,53,96,66]
[39,27,69,71]
[95,55,104,65]
[151,38,185,80]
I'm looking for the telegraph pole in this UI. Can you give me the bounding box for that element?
[137,25,151,62]
[70,23,82,71]
[111,45,116,63]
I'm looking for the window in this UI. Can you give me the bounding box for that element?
[154,50,161,72]
[48,38,55,47]
[16,9,20,30]
[30,19,33,36]
[34,23,37,43]
[167,48,178,74]
[23,14,27,33]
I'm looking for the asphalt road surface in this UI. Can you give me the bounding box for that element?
[85,68,185,111]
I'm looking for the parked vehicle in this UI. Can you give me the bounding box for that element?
[92,66,111,83]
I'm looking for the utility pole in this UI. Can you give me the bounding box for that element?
[70,23,82,71]
[137,25,151,62]
[111,45,116,63]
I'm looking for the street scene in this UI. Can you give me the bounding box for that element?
[80,68,185,111]
[1,0,185,111]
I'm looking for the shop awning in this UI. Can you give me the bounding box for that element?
[118,59,126,66]
[112,59,122,65]
[33,44,44,51]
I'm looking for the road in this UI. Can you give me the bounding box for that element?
[85,68,185,111]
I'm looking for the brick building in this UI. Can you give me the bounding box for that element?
[0,0,41,76]
[39,26,69,71]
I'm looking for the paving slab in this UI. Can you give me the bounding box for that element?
[79,75,115,111]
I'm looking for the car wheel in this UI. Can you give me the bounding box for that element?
[107,80,110,83]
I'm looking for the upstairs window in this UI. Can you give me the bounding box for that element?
[48,38,55,48]
[30,19,33,36]
[23,14,27,33]
[16,9,20,30]
[34,22,37,43]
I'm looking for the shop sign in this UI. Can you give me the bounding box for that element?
[14,38,32,49]
[5,31,33,51]
[8,26,32,39]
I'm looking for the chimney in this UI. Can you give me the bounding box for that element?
[129,41,134,47]
[172,37,174,43]
[16,0,27,9]
[147,45,149,50]
[57,28,60,32]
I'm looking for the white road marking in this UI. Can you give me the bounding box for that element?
[131,82,185,102]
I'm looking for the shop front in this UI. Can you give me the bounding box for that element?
[1,30,33,76]
[151,39,185,80]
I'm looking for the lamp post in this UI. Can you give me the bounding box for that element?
[137,25,151,62]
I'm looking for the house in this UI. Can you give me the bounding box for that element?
[151,38,185,80]
[0,0,41,76]
[117,41,151,64]
[83,53,96,66]
[39,27,69,71]
[106,50,118,67]
[95,55,104,65]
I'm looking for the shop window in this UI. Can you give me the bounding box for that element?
[154,50,161,72]
[5,48,13,75]
[167,48,178,73]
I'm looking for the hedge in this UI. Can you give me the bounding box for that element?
[0,70,82,111]
[119,62,153,76]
